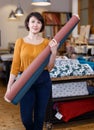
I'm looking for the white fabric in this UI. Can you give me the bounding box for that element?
[1,54,13,61]
[52,81,89,98]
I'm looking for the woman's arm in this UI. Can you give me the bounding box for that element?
[47,39,58,71]
[7,74,16,92]
[6,39,22,92]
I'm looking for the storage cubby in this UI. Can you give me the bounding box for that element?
[42,11,72,39]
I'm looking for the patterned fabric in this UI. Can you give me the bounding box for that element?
[52,81,89,98]
[50,59,94,78]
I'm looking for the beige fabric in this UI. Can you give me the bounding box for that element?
[75,25,91,44]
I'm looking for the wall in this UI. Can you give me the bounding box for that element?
[0,0,72,48]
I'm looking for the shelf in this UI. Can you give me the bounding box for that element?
[51,75,94,82]
[52,94,94,102]
[45,74,94,125]
[42,11,72,39]
[51,75,94,101]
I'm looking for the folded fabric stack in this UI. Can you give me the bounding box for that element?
[50,58,94,78]
[52,81,89,98]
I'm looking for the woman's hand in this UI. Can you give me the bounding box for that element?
[47,39,58,71]
[49,39,58,54]
[5,74,16,93]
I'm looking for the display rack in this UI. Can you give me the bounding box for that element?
[42,11,72,39]
[45,75,94,130]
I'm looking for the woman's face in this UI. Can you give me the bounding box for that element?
[28,16,42,34]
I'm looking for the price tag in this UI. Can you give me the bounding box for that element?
[55,112,63,120]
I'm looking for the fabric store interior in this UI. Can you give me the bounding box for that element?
[0,0,94,130]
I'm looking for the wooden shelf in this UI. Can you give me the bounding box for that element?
[52,94,94,102]
[51,75,94,102]
[42,11,72,39]
[45,74,94,125]
[51,75,94,82]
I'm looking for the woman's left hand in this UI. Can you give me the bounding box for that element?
[49,39,58,54]
[47,39,58,71]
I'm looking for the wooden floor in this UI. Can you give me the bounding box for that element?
[1,80,94,130]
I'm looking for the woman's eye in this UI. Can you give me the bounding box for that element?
[31,20,35,23]
[38,21,40,23]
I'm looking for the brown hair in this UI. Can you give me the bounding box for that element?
[25,12,45,32]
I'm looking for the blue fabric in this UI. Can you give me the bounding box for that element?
[78,57,94,70]
[87,86,94,95]
[20,70,52,130]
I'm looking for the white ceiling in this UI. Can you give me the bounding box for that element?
[0,0,72,13]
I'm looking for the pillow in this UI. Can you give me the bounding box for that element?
[57,97,94,122]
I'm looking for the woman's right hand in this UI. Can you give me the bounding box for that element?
[6,86,11,93]
[4,85,12,102]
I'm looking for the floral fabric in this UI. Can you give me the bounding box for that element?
[50,58,94,78]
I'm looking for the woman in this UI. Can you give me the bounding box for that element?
[6,12,58,130]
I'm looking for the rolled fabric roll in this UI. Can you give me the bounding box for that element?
[12,55,50,104]
[4,14,80,104]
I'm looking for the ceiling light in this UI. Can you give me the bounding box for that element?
[31,0,51,6]
[8,10,16,20]
[15,0,24,16]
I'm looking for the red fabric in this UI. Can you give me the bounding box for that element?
[57,97,94,122]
